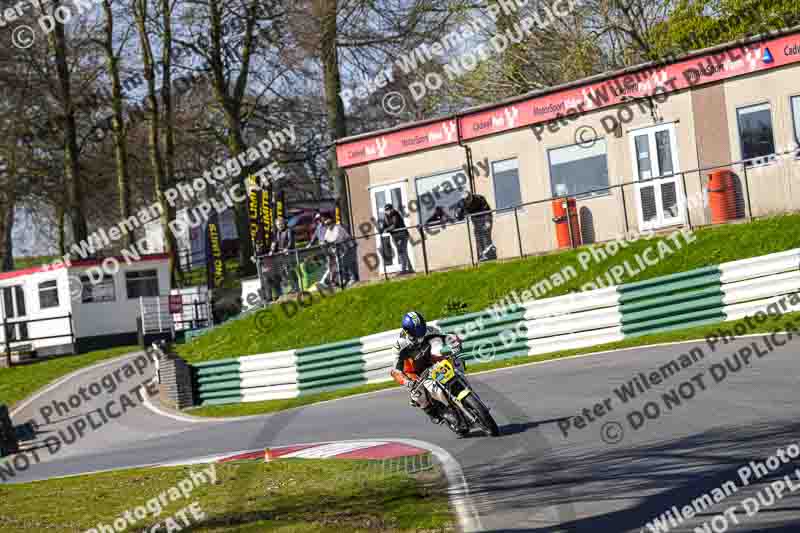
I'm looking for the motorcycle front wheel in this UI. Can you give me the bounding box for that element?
[463,394,500,436]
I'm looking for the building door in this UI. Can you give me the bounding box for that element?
[370,183,413,274]
[2,285,29,343]
[629,123,684,231]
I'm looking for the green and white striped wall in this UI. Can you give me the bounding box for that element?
[193,248,800,406]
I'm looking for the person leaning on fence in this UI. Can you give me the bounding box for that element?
[457,190,496,261]
[270,217,299,295]
[381,203,414,274]
[321,214,358,288]
[306,212,327,248]
[424,205,454,226]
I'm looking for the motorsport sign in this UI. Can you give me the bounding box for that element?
[247,175,265,255]
[206,213,225,289]
[261,182,274,253]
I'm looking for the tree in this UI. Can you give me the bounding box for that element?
[648,0,800,60]
[100,0,134,249]
[46,0,89,246]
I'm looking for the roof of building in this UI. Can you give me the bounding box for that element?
[335,25,800,168]
[0,253,170,282]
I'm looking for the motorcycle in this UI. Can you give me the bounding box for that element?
[410,337,500,437]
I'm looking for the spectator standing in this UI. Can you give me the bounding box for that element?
[322,214,358,287]
[457,190,496,261]
[306,212,327,248]
[381,204,413,273]
[270,217,299,294]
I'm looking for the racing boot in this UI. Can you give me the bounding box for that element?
[440,410,460,430]
[422,405,443,424]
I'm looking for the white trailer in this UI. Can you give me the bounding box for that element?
[0,254,171,360]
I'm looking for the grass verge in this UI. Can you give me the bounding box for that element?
[177,214,800,363]
[0,459,454,532]
[188,310,800,418]
[0,346,140,409]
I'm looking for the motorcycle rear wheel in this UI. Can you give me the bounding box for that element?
[463,395,500,436]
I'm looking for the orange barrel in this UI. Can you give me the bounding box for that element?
[708,170,736,223]
[552,198,582,249]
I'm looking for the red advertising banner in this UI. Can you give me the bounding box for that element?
[336,119,458,168]
[460,36,798,140]
[336,31,800,167]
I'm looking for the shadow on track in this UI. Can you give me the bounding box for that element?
[465,419,800,532]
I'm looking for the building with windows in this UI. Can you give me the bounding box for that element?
[336,27,800,280]
[0,254,170,357]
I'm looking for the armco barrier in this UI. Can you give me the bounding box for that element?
[191,249,800,406]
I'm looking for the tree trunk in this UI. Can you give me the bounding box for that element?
[57,203,66,256]
[160,0,180,285]
[102,0,133,250]
[48,0,87,247]
[134,0,169,264]
[206,0,260,275]
[0,139,16,272]
[1,201,13,272]
[319,0,349,228]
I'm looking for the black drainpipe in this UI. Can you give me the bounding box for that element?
[456,119,476,193]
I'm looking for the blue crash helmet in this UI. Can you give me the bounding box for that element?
[402,311,427,339]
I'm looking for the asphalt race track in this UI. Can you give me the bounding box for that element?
[4,335,800,533]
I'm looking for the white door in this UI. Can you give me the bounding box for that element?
[1,285,29,343]
[370,183,413,274]
[630,123,684,231]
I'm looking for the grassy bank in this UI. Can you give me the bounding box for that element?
[188,309,800,418]
[178,214,800,363]
[0,459,453,532]
[0,346,140,409]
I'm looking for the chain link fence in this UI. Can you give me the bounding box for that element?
[257,241,361,301]
[250,149,799,297]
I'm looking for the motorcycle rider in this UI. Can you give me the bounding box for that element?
[390,311,463,427]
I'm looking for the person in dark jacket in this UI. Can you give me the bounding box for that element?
[269,217,299,295]
[382,204,413,273]
[457,191,496,261]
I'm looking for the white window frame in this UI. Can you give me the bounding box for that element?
[791,95,800,157]
[2,284,29,342]
[125,269,160,299]
[38,279,60,310]
[547,139,611,199]
[628,122,684,231]
[491,157,523,214]
[735,102,777,167]
[414,168,469,226]
[370,182,414,275]
[81,274,117,304]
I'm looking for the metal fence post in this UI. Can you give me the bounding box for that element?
[381,234,388,281]
[743,165,753,221]
[139,297,145,335]
[4,318,10,368]
[68,312,74,348]
[294,249,301,291]
[681,171,693,230]
[466,215,476,267]
[419,227,430,275]
[514,206,524,259]
[620,185,630,236]
[336,246,344,289]
[157,297,163,333]
[565,198,575,249]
